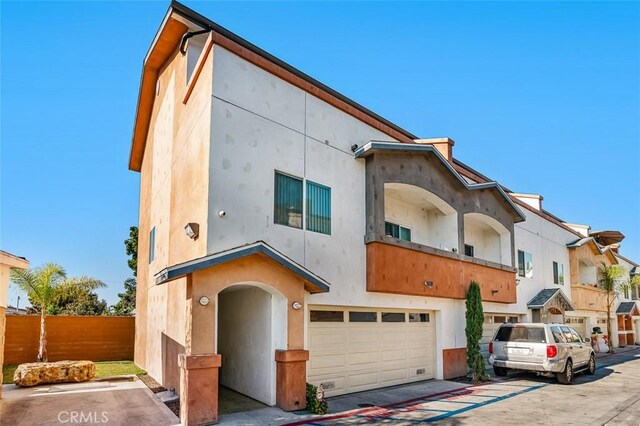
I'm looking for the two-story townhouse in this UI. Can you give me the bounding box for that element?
[130,2,526,424]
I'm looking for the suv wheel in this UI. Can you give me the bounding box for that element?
[586,354,596,375]
[493,366,508,377]
[558,359,573,384]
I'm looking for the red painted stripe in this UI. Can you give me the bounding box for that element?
[283,383,491,425]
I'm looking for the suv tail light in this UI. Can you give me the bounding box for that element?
[547,345,558,358]
[489,342,493,354]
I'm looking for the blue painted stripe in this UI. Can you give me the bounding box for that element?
[422,384,547,423]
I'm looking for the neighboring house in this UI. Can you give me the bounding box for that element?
[0,250,29,398]
[612,250,640,345]
[5,306,28,315]
[129,2,637,424]
[564,225,621,346]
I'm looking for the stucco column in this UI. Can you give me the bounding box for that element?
[275,349,309,411]
[179,353,221,425]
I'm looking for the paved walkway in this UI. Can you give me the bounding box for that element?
[0,376,179,426]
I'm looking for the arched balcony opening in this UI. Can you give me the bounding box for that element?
[384,183,459,252]
[463,213,511,266]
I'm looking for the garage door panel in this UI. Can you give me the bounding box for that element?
[310,353,346,370]
[309,308,436,397]
[348,351,379,367]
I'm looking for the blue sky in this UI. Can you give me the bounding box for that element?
[2,1,638,305]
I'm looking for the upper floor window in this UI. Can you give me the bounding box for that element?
[306,181,331,235]
[385,222,411,242]
[274,172,303,229]
[274,171,331,235]
[518,250,533,278]
[149,226,156,264]
[553,261,564,285]
[464,244,475,257]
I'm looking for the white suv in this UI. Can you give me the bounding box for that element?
[488,323,596,384]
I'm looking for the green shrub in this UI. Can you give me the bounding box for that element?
[306,383,328,415]
[466,280,489,382]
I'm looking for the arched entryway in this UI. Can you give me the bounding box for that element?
[217,282,287,406]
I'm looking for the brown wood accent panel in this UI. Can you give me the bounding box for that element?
[3,316,135,365]
[571,285,608,312]
[366,242,516,303]
[443,348,467,379]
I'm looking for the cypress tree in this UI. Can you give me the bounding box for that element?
[465,281,489,382]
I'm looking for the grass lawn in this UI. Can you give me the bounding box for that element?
[2,360,146,384]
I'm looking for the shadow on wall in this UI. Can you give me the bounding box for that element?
[162,332,185,395]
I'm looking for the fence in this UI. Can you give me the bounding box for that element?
[3,315,135,365]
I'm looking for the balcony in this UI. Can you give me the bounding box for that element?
[570,283,608,312]
[366,238,517,303]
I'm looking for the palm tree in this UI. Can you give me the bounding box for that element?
[597,263,626,353]
[10,263,105,362]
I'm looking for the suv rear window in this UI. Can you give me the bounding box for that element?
[494,326,547,343]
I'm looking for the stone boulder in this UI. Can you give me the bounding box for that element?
[13,360,96,387]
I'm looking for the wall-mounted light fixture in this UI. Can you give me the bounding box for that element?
[199,296,210,306]
[292,301,302,310]
[492,289,499,295]
[515,279,520,286]
[350,144,358,152]
[218,210,226,218]
[424,281,433,288]
[184,223,200,240]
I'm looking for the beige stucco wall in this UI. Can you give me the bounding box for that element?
[135,41,214,388]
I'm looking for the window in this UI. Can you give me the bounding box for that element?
[306,181,331,235]
[274,172,331,234]
[310,310,344,322]
[494,316,507,324]
[494,326,546,343]
[553,262,564,285]
[409,313,430,323]
[518,250,533,278]
[560,326,578,343]
[570,328,584,342]
[550,326,566,343]
[385,222,411,242]
[508,316,519,324]
[149,227,156,264]
[464,244,475,257]
[274,172,303,229]
[382,313,405,322]
[349,312,377,322]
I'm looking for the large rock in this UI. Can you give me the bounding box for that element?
[13,360,96,387]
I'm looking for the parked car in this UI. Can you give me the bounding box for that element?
[488,323,596,384]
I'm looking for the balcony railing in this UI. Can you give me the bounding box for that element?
[366,237,517,303]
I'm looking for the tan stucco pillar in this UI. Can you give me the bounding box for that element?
[179,353,221,425]
[275,349,309,411]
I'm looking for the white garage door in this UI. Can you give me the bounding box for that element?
[308,307,436,397]
[566,317,587,338]
[481,314,520,360]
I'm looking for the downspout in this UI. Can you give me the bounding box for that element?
[179,29,210,55]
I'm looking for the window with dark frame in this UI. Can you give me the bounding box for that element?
[149,226,156,264]
[381,312,405,322]
[274,172,303,229]
[464,244,474,257]
[518,250,525,277]
[310,310,344,322]
[349,311,377,322]
[385,222,411,242]
[409,313,430,323]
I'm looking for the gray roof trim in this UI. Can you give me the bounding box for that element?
[616,301,638,315]
[354,141,526,222]
[169,1,418,141]
[567,237,618,261]
[527,288,575,311]
[155,241,330,292]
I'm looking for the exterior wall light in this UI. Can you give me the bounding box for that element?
[492,289,499,295]
[199,296,210,306]
[292,301,302,310]
[184,223,200,240]
[424,281,433,288]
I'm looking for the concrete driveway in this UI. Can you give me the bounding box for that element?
[0,376,178,426]
[218,347,640,425]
